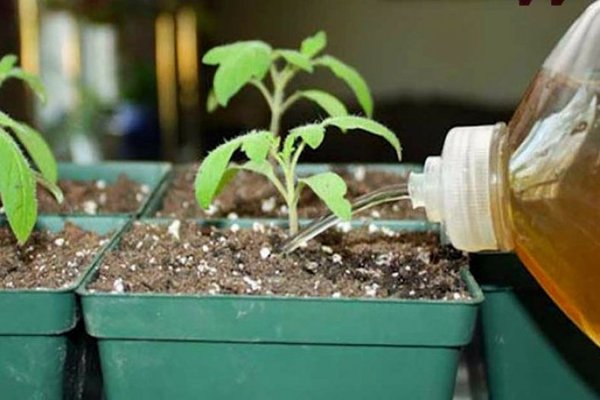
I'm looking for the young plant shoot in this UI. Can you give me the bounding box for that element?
[0,55,62,244]
[195,116,402,235]
[203,31,373,137]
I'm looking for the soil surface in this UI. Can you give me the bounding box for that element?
[0,223,109,289]
[36,175,150,214]
[157,165,426,220]
[89,221,469,300]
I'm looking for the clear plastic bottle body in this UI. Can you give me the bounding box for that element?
[504,68,600,345]
[404,2,600,345]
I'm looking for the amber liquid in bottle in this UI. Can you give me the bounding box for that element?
[506,69,600,345]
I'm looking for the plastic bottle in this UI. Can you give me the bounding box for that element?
[408,2,600,346]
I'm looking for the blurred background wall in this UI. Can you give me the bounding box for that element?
[0,0,593,163]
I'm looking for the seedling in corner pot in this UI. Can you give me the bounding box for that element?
[0,55,62,244]
[203,31,373,136]
[195,115,401,235]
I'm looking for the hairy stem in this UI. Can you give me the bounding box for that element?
[281,91,301,114]
[250,80,273,109]
[281,156,299,235]
[268,65,299,137]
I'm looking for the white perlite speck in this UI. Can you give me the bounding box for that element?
[230,224,240,233]
[364,283,380,297]
[261,197,276,213]
[54,238,65,247]
[336,222,352,233]
[205,204,219,216]
[252,222,265,233]
[83,201,98,215]
[259,247,271,259]
[112,278,125,293]
[227,212,238,220]
[208,283,221,295]
[368,224,379,234]
[305,261,318,272]
[332,254,342,264]
[167,220,181,240]
[353,166,366,182]
[243,276,261,291]
[332,292,341,298]
[95,180,107,190]
[370,210,381,219]
[321,245,333,254]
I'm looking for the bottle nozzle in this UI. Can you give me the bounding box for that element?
[408,123,505,252]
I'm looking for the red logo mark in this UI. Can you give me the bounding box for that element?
[519,0,565,5]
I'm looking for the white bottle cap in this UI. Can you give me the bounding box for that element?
[409,124,501,252]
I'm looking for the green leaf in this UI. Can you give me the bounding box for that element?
[240,160,277,182]
[7,68,46,102]
[300,90,348,118]
[240,131,274,161]
[195,130,273,208]
[0,128,37,244]
[314,55,373,117]
[0,111,58,183]
[300,172,351,220]
[34,172,63,204]
[301,31,327,58]
[324,116,402,160]
[282,123,325,159]
[276,50,313,72]
[207,90,219,113]
[202,41,272,106]
[0,55,18,77]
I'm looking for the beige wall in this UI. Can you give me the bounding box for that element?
[211,0,593,106]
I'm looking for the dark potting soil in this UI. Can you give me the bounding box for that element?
[88,221,469,300]
[0,223,109,289]
[157,165,426,220]
[37,175,150,214]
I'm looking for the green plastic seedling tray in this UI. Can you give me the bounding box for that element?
[43,162,172,217]
[0,216,128,400]
[471,253,600,400]
[143,162,422,218]
[80,219,482,400]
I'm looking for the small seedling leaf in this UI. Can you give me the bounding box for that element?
[241,160,277,182]
[300,172,351,221]
[207,90,219,113]
[314,55,373,117]
[282,123,325,159]
[203,41,272,106]
[300,90,348,117]
[301,31,327,58]
[324,115,402,160]
[0,111,58,183]
[34,172,63,204]
[240,130,273,161]
[0,128,37,244]
[276,50,313,72]
[7,68,46,102]
[0,55,18,78]
[195,130,273,208]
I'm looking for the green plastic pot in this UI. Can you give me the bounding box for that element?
[80,220,481,400]
[0,217,128,400]
[471,253,600,400]
[44,162,172,217]
[142,162,422,218]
